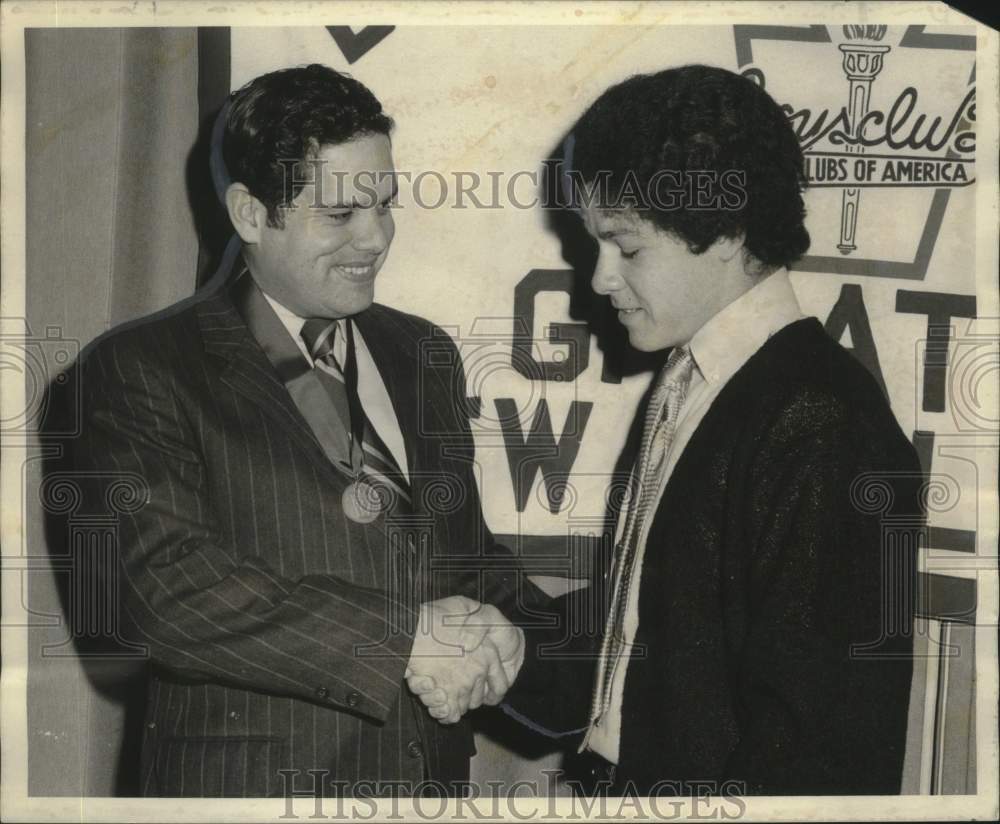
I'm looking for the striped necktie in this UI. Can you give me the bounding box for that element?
[300,318,412,508]
[588,345,695,729]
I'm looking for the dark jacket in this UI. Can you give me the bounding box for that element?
[508,318,923,795]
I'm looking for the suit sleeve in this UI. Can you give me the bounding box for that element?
[500,584,601,738]
[76,336,417,722]
[725,409,921,794]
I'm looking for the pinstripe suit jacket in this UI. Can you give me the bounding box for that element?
[77,277,531,797]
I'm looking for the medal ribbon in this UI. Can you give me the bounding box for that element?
[302,318,413,510]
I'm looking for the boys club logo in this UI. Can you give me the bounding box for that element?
[736,24,975,274]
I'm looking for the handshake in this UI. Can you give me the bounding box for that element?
[405,596,525,724]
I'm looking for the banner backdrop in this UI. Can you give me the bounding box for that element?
[232,23,978,544]
[229,23,987,792]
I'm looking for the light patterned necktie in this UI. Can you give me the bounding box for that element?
[300,318,412,506]
[589,345,695,728]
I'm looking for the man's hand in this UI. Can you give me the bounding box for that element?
[405,596,502,723]
[405,597,525,723]
[475,605,525,690]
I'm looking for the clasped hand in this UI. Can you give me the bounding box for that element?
[405,596,524,724]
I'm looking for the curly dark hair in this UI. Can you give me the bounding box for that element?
[570,64,809,269]
[222,64,394,227]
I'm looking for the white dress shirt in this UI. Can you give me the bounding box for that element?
[586,269,805,762]
[263,293,410,479]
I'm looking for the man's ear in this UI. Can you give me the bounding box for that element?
[225,183,267,244]
[711,234,746,264]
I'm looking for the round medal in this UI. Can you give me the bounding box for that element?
[342,479,383,524]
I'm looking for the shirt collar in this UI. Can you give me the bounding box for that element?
[261,291,350,366]
[688,269,804,387]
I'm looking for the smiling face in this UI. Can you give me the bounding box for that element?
[246,134,396,319]
[583,205,753,352]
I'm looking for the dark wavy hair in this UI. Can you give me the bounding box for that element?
[570,64,809,269]
[222,64,394,227]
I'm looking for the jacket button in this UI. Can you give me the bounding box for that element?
[315,686,330,700]
[407,739,424,759]
[228,710,241,721]
[346,691,361,708]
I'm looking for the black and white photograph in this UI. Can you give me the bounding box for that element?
[1,1,997,821]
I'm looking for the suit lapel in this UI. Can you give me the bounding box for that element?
[197,293,346,483]
[198,294,442,494]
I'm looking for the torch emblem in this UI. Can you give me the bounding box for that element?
[836,25,890,255]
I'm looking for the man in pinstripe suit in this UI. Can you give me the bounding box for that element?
[76,64,534,798]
